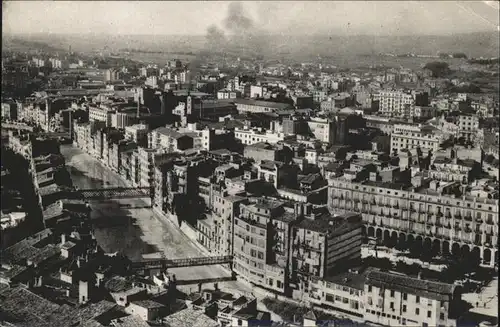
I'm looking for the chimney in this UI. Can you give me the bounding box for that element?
[61,233,66,245]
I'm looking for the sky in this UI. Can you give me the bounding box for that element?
[2,1,499,36]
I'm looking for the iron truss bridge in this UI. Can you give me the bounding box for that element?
[2,122,34,132]
[39,132,71,138]
[66,187,151,200]
[131,255,233,271]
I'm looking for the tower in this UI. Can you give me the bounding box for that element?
[186,95,192,116]
[137,96,140,118]
[160,93,165,115]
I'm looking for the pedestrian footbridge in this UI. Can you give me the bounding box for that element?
[130,255,233,272]
[66,187,151,200]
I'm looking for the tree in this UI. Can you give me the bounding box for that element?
[424,62,451,78]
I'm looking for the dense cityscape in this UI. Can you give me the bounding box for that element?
[1,2,499,327]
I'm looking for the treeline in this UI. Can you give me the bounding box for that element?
[439,52,468,59]
[119,49,195,56]
[467,57,500,65]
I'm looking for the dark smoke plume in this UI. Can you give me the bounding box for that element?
[190,1,266,78]
[205,24,227,51]
[224,2,254,33]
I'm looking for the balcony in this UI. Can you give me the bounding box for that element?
[454,213,461,219]
[437,212,443,218]
[464,216,473,222]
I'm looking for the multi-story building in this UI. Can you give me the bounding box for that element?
[320,99,336,112]
[111,111,137,129]
[217,89,241,100]
[290,207,363,290]
[306,269,366,319]
[148,127,194,153]
[391,124,448,155]
[365,116,396,135]
[243,142,292,163]
[327,175,499,267]
[88,105,114,126]
[363,270,461,327]
[109,139,136,173]
[104,69,119,82]
[197,186,247,256]
[377,90,414,117]
[233,199,295,294]
[404,106,437,120]
[125,124,149,146]
[234,127,285,146]
[234,99,292,114]
[458,114,479,141]
[307,118,336,144]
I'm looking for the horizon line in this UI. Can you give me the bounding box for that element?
[4,30,498,38]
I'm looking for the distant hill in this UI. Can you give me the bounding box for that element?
[3,32,498,60]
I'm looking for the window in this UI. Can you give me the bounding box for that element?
[238,319,243,326]
[440,313,445,320]
[403,293,407,300]
[403,305,407,313]
[326,294,334,302]
[390,302,394,310]
[368,285,372,292]
[427,311,432,318]
[390,290,395,297]
[415,308,420,315]
[416,296,420,303]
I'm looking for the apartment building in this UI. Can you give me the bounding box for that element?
[88,105,114,126]
[234,127,285,146]
[125,124,148,146]
[233,199,295,294]
[290,207,363,289]
[377,90,414,117]
[327,176,499,267]
[197,186,247,256]
[403,106,437,120]
[234,99,292,114]
[391,124,448,155]
[363,270,461,327]
[257,160,298,189]
[306,269,366,318]
[109,140,137,173]
[148,127,194,153]
[458,114,479,140]
[365,116,396,135]
[307,117,336,144]
[217,89,241,100]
